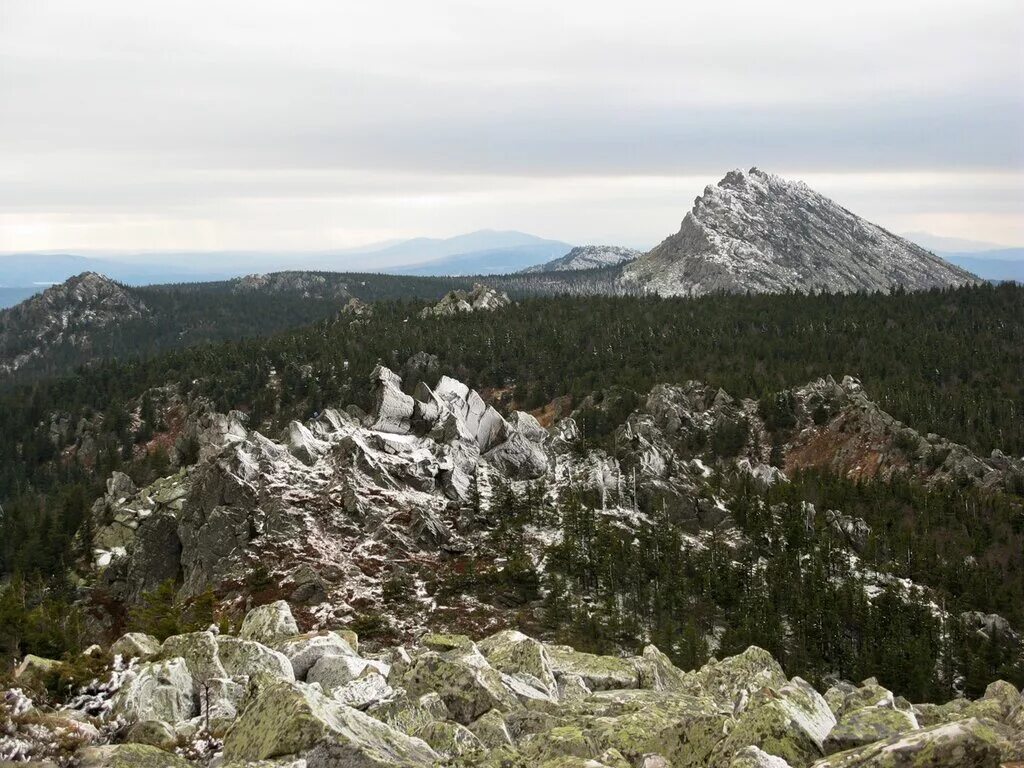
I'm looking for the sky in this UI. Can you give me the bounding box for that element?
[1,0,1023,254]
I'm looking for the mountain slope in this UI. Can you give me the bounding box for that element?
[621,168,980,296]
[521,244,642,273]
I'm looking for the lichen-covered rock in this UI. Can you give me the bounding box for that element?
[196,676,247,734]
[712,679,835,768]
[638,644,688,692]
[112,657,195,725]
[413,719,485,758]
[731,746,795,767]
[823,705,919,755]
[402,648,520,724]
[13,654,63,686]
[124,719,176,749]
[333,671,395,710]
[110,633,161,662]
[239,601,299,646]
[979,679,1021,720]
[691,646,788,708]
[545,645,640,692]
[217,636,294,683]
[78,743,191,767]
[307,654,389,694]
[468,708,514,748]
[478,630,558,696]
[824,680,895,719]
[160,631,226,684]
[275,631,357,680]
[810,716,1009,767]
[222,679,437,765]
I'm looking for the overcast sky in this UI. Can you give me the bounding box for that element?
[1,0,1022,254]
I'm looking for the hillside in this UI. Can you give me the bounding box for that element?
[620,168,980,296]
[521,244,642,273]
[0,271,475,381]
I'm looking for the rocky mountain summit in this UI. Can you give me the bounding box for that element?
[419,284,511,318]
[620,169,980,297]
[522,245,643,273]
[0,272,148,375]
[3,600,1022,767]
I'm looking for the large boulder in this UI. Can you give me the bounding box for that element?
[222,679,437,767]
[402,647,521,724]
[369,365,416,434]
[216,636,294,682]
[239,600,299,646]
[823,706,919,755]
[110,632,161,662]
[13,654,63,686]
[545,645,641,691]
[810,717,1010,767]
[276,631,358,680]
[478,630,558,695]
[112,657,195,725]
[690,646,788,709]
[712,678,835,768]
[159,631,226,684]
[307,654,390,695]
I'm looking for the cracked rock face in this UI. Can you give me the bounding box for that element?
[621,168,980,297]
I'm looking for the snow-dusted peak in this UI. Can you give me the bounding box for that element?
[622,169,980,297]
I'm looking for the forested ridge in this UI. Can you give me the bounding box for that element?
[1,282,1023,700]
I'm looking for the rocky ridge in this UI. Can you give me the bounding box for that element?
[620,169,980,297]
[80,364,1023,644]
[522,245,643,273]
[419,284,511,318]
[0,272,148,375]
[3,601,1022,767]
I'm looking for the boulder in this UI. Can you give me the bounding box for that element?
[402,648,521,724]
[980,679,1021,720]
[307,654,390,694]
[333,672,395,710]
[691,646,787,709]
[124,719,176,749]
[824,680,895,719]
[639,644,688,692]
[276,631,358,680]
[369,365,416,434]
[13,654,63,686]
[468,708,514,748]
[545,645,641,692]
[222,679,437,766]
[159,631,226,683]
[78,744,190,768]
[111,632,162,662]
[239,601,299,646]
[412,719,485,758]
[731,746,795,767]
[823,706,919,754]
[478,630,558,695]
[112,657,195,725]
[712,678,835,767]
[216,636,294,682]
[810,716,1009,767]
[197,676,247,733]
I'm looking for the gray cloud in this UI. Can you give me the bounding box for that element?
[1,0,1022,251]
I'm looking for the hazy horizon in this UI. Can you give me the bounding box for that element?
[2,1,1023,256]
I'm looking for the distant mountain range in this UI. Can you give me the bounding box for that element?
[0,231,575,307]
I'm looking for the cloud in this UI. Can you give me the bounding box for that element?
[1,0,1022,251]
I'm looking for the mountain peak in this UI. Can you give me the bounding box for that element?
[622,169,980,297]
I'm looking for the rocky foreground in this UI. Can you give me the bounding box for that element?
[3,601,1023,767]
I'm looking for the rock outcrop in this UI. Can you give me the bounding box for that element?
[522,245,643,273]
[620,168,980,297]
[419,283,511,318]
